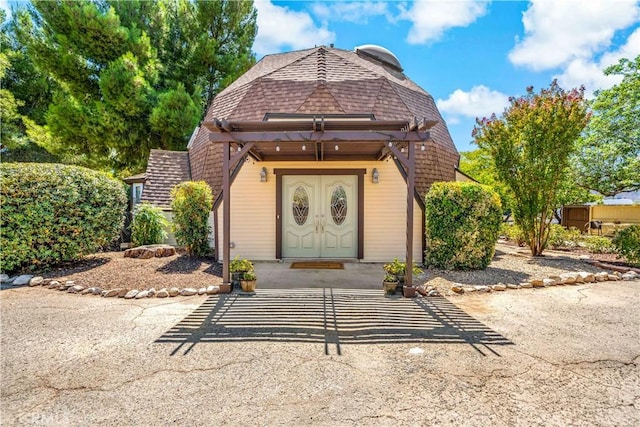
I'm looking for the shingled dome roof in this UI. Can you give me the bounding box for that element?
[189,45,459,200]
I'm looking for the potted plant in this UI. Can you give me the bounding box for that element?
[240,270,257,292]
[383,258,423,284]
[383,273,399,295]
[230,256,254,289]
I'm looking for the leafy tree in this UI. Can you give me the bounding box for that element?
[472,81,589,256]
[0,9,58,162]
[574,56,640,197]
[459,148,514,219]
[14,0,256,173]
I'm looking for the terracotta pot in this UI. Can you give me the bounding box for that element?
[383,281,399,295]
[219,283,232,294]
[240,280,256,292]
[402,285,417,298]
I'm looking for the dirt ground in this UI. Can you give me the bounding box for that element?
[29,241,625,295]
[1,280,638,426]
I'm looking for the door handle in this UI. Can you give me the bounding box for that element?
[320,215,325,234]
[315,215,320,233]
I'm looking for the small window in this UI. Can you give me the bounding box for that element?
[292,186,309,226]
[330,186,347,225]
[132,183,143,205]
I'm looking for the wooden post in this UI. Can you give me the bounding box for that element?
[222,141,231,284]
[406,141,415,287]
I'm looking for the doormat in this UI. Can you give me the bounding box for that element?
[290,261,344,270]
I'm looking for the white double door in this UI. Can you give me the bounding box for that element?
[283,175,357,258]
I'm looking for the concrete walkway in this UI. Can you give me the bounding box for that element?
[253,261,384,289]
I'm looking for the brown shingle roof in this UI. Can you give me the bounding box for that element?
[189,46,459,199]
[141,149,191,209]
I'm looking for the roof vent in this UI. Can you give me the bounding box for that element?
[354,44,403,72]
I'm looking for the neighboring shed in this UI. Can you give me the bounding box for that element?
[562,204,640,235]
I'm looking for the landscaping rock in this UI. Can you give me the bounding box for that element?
[68,285,85,293]
[124,290,139,299]
[607,274,619,281]
[427,290,441,297]
[451,285,464,294]
[117,289,128,298]
[156,289,169,298]
[492,284,507,291]
[92,287,103,295]
[42,278,52,285]
[198,287,207,295]
[520,282,533,288]
[104,289,120,298]
[48,281,61,289]
[29,276,44,287]
[0,274,9,283]
[578,272,594,283]
[622,271,639,280]
[12,275,33,286]
[531,279,544,288]
[135,290,149,299]
[463,286,477,293]
[59,281,73,291]
[595,272,609,282]
[81,287,95,295]
[548,275,562,285]
[506,283,520,290]
[180,288,197,296]
[168,287,180,297]
[101,290,108,297]
[124,245,176,259]
[475,285,491,293]
[560,273,577,284]
[543,278,557,287]
[147,288,156,297]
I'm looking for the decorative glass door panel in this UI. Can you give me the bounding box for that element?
[282,175,357,258]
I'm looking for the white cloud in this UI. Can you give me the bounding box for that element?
[254,1,335,56]
[509,0,640,71]
[437,85,510,121]
[311,2,389,24]
[555,28,640,96]
[401,0,489,44]
[0,0,10,19]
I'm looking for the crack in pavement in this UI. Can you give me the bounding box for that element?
[512,349,640,390]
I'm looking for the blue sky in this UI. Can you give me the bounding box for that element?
[253,0,640,152]
[3,1,639,153]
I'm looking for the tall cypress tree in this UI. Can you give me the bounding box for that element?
[14,0,256,174]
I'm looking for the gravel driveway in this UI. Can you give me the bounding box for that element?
[1,282,638,426]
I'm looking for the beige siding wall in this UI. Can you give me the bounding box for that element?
[217,160,423,262]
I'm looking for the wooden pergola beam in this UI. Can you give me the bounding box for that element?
[209,130,429,143]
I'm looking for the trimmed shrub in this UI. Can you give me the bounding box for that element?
[613,225,640,266]
[500,223,526,246]
[583,236,615,254]
[0,163,127,273]
[171,181,213,256]
[131,203,168,246]
[425,182,502,270]
[548,224,582,249]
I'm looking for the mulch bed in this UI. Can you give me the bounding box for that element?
[44,252,222,291]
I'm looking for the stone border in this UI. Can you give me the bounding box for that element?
[450,269,638,295]
[1,275,220,298]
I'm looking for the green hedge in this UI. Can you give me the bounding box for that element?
[1,163,127,273]
[425,182,502,270]
[613,225,640,267]
[171,181,213,256]
[131,203,168,246]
